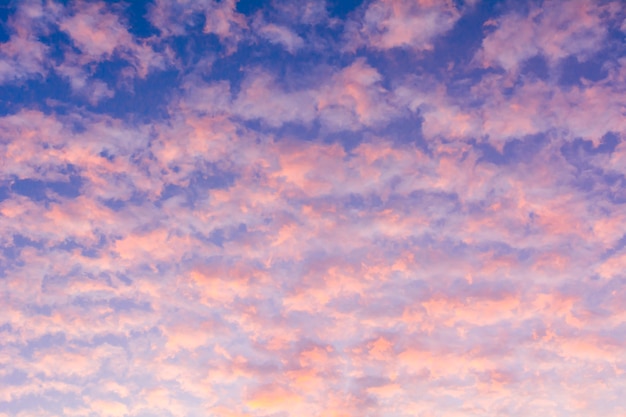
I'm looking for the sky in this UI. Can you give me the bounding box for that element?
[0,0,626,416]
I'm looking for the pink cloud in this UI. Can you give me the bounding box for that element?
[0,32,47,84]
[245,384,303,412]
[1,3,625,408]
[257,23,304,53]
[148,0,247,52]
[316,58,399,130]
[59,2,171,77]
[200,58,402,130]
[233,70,317,127]
[0,1,57,84]
[59,3,132,59]
[400,59,626,147]
[86,399,129,417]
[476,0,617,72]
[347,0,461,51]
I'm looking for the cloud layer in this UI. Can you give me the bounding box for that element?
[1,0,625,416]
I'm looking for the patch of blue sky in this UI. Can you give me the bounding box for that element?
[474,133,548,166]
[119,0,160,38]
[11,175,82,201]
[93,69,179,121]
[558,54,610,87]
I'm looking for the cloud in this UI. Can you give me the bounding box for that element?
[233,70,316,127]
[1,1,625,416]
[58,2,172,78]
[148,0,247,51]
[346,0,461,51]
[230,58,399,130]
[475,0,618,72]
[257,23,304,53]
[0,1,53,84]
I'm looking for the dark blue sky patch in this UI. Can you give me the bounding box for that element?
[208,228,225,248]
[92,58,131,87]
[236,0,271,16]
[2,246,21,266]
[370,0,506,83]
[599,131,622,153]
[560,134,621,177]
[323,129,366,152]
[0,73,73,116]
[2,234,41,261]
[430,0,505,67]
[116,272,133,286]
[203,48,246,94]
[92,69,178,122]
[109,297,152,312]
[520,54,549,80]
[158,183,185,202]
[11,178,47,201]
[562,133,620,160]
[273,120,320,143]
[99,149,116,162]
[169,31,222,69]
[327,0,364,19]
[345,193,365,211]
[475,133,547,165]
[102,198,126,211]
[558,55,609,87]
[11,175,82,201]
[36,30,74,66]
[49,175,82,198]
[378,113,426,150]
[0,3,16,43]
[13,234,43,249]
[81,247,101,258]
[120,0,160,38]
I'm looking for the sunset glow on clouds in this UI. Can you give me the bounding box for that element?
[1,0,626,416]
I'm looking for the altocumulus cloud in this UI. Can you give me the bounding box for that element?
[1,0,626,416]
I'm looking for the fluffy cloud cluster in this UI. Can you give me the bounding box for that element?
[1,0,625,416]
